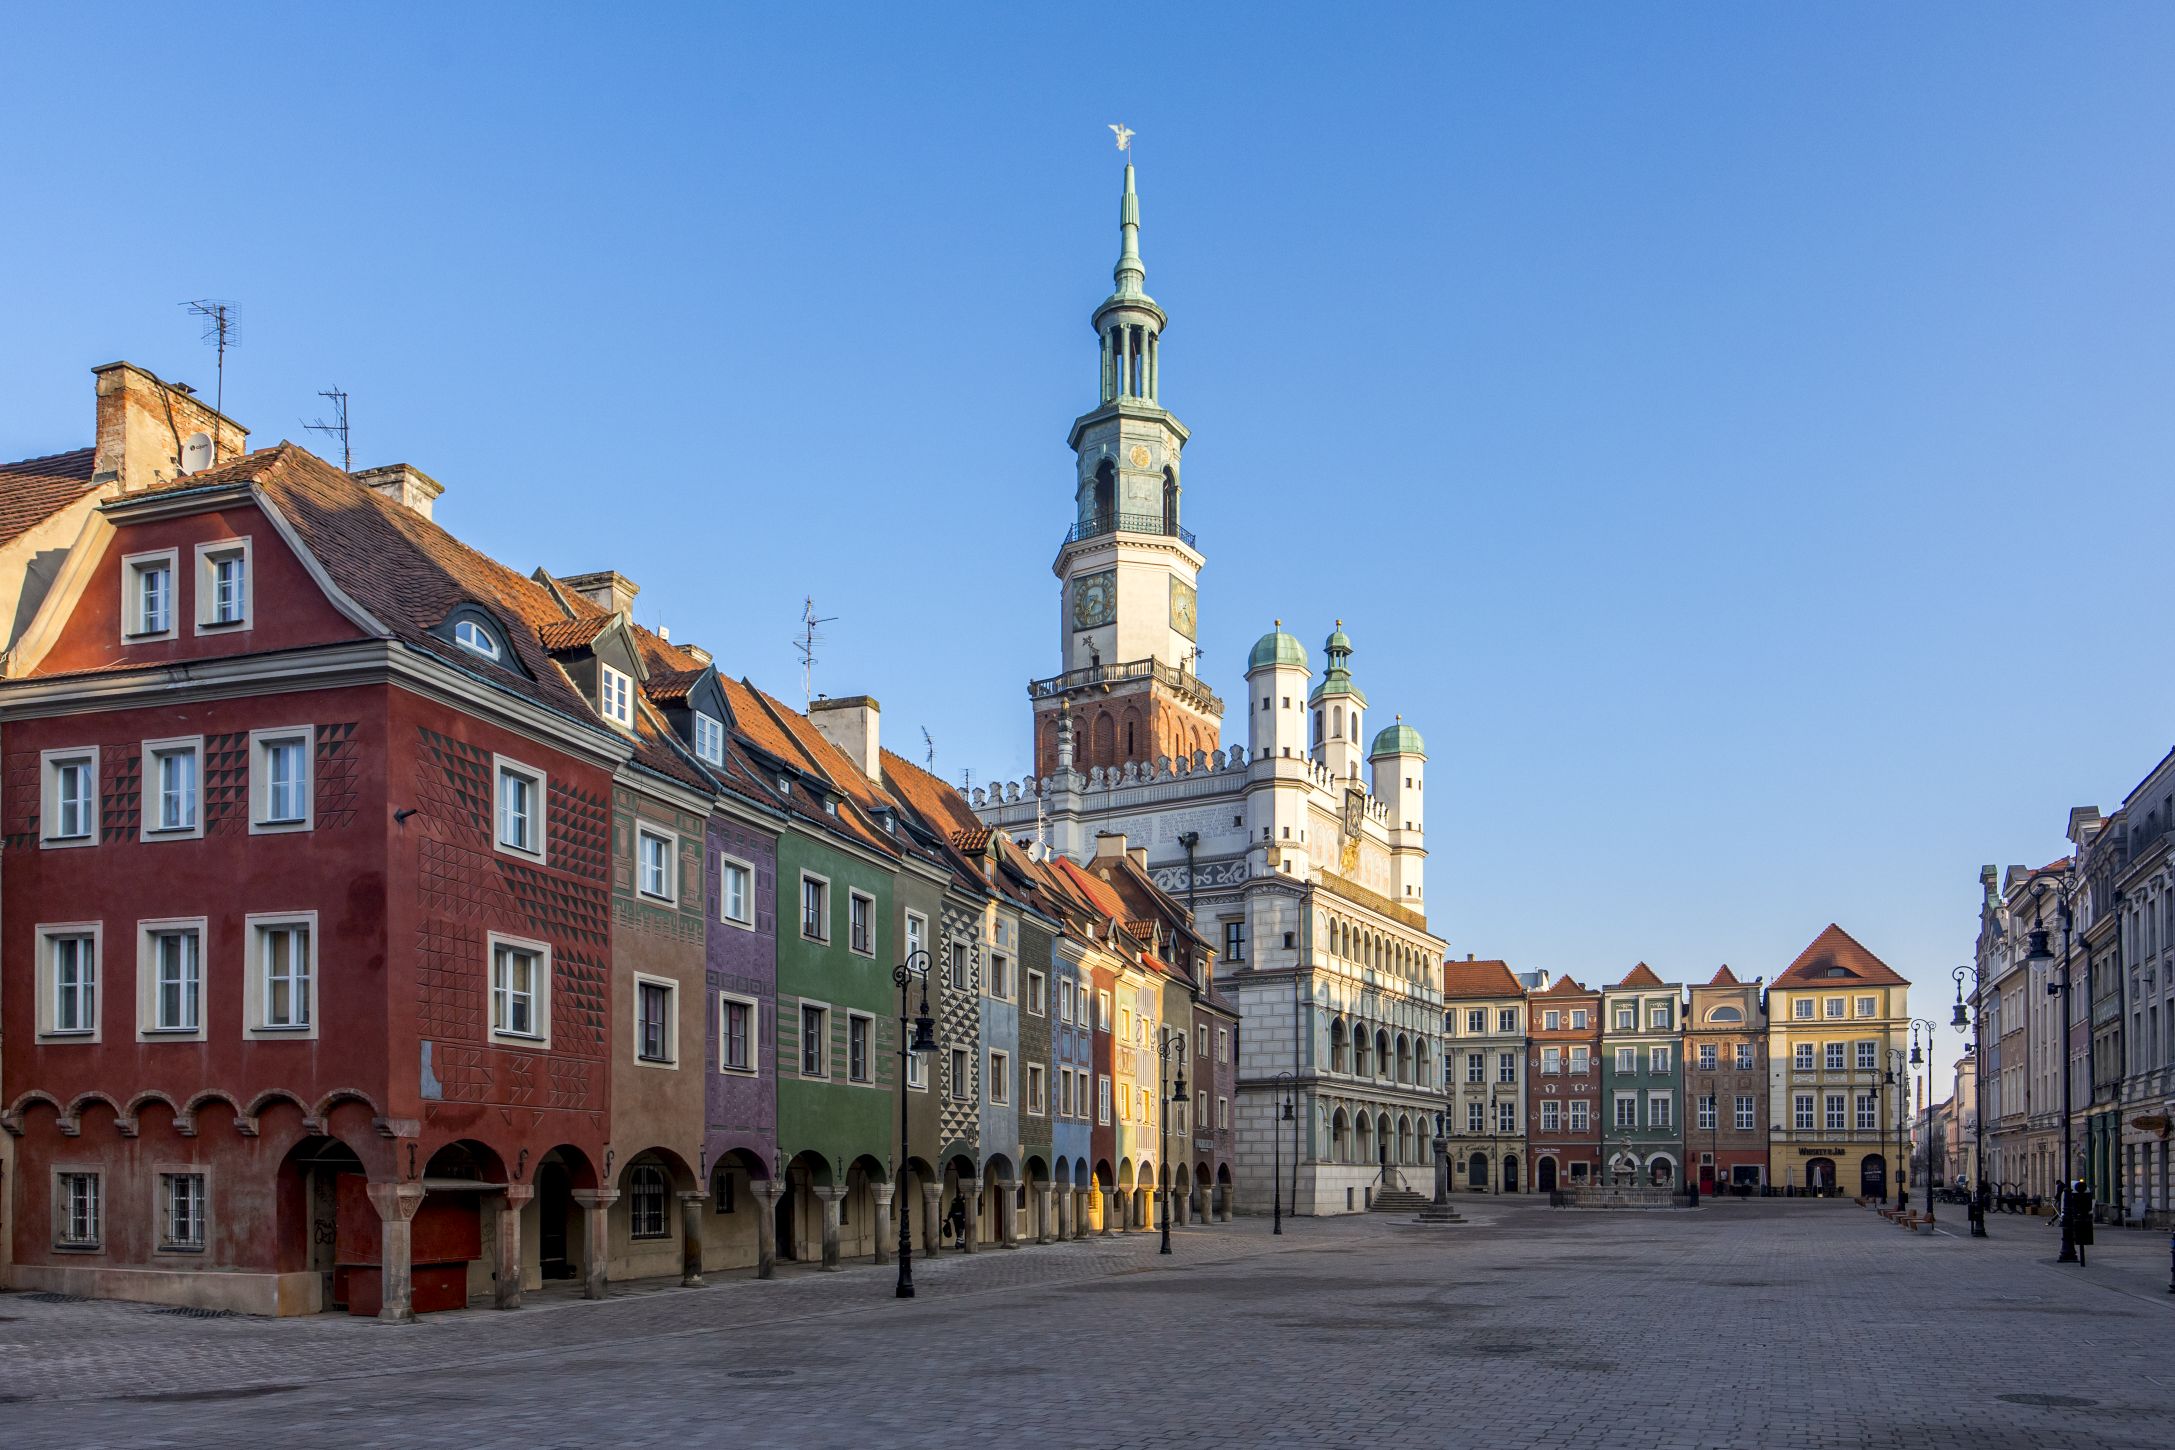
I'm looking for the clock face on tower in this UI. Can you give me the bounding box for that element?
[1073,569,1116,631]
[1169,577,1197,640]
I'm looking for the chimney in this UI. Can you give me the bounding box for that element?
[1093,831,1127,862]
[92,361,249,491]
[353,463,444,520]
[1128,845,1148,871]
[561,570,640,618]
[808,695,881,781]
[683,644,712,666]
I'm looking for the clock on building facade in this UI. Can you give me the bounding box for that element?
[1170,577,1197,640]
[1072,569,1116,631]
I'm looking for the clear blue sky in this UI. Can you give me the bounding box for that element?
[7,3,2173,1097]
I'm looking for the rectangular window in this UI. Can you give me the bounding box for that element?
[1541,1046,1561,1075]
[1059,978,1075,1025]
[1567,1100,1590,1132]
[142,738,202,838]
[909,1047,928,1092]
[1569,1046,1590,1074]
[1498,1007,1517,1033]
[1544,1010,1561,1030]
[1615,1047,1636,1074]
[950,1047,970,1100]
[1651,1045,1671,1074]
[125,550,176,638]
[251,917,314,1033]
[57,1172,101,1248]
[948,942,969,991]
[1648,1003,1672,1030]
[1793,998,1813,1020]
[494,758,546,859]
[694,712,725,765]
[990,954,1011,1000]
[1467,1052,1484,1084]
[719,994,754,1072]
[41,927,100,1039]
[1467,1101,1484,1133]
[1098,1074,1113,1124]
[1119,1007,1131,1041]
[848,891,873,955]
[637,979,674,1064]
[719,859,752,926]
[1856,1093,1878,1130]
[1058,1068,1072,1116]
[1824,997,1844,1019]
[1735,1095,1755,1131]
[800,875,828,942]
[41,749,98,845]
[600,664,634,726]
[800,1004,827,1077]
[1794,1043,1816,1071]
[161,1172,207,1251]
[1097,990,1112,1032]
[1698,1043,1717,1071]
[1824,1042,1845,1072]
[1027,970,1046,1017]
[1223,919,1246,962]
[1496,1100,1516,1134]
[1220,1095,1231,1129]
[1570,1010,1588,1029]
[250,728,312,831]
[1615,1094,1638,1128]
[1855,1041,1876,1071]
[1614,1006,1635,1030]
[1698,1094,1717,1130]
[1026,1062,1046,1115]
[195,539,251,629]
[1218,1027,1230,1064]
[1541,1100,1561,1132]
[1794,1093,1815,1130]
[638,827,676,902]
[1824,1093,1846,1131]
[1855,995,1877,1018]
[1735,1043,1754,1071]
[988,1050,1009,1105]
[1497,1051,1516,1083]
[490,938,548,1043]
[1468,1008,1487,1033]
[1649,1093,1673,1128]
[848,1013,871,1082]
[146,926,202,1034]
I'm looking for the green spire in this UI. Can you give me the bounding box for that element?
[1113,163,1146,298]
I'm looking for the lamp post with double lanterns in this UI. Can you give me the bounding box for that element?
[1909,1018,1938,1225]
[2023,878,2082,1264]
[1271,1070,1295,1234]
[1884,1048,1908,1208]
[890,952,938,1299]
[1952,964,1989,1236]
[1157,1026,1187,1256]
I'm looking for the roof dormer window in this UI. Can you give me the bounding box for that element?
[694,711,724,766]
[454,618,501,661]
[193,538,252,633]
[601,664,634,727]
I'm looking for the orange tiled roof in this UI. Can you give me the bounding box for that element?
[642,667,705,704]
[538,615,610,652]
[0,447,97,547]
[1772,923,1909,988]
[1614,962,1665,989]
[1536,975,1592,997]
[1440,958,1521,997]
[1706,965,1743,987]
[1055,855,1128,923]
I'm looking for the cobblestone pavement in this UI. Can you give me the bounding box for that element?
[3,1197,2171,1448]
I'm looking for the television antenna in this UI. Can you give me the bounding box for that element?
[304,387,351,471]
[182,299,238,452]
[792,596,837,707]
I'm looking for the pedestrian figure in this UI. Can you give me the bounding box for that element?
[2065,1178,2094,1266]
[946,1193,968,1250]
[1899,1186,1909,1214]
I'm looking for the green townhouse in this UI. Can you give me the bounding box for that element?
[1601,963,1686,1188]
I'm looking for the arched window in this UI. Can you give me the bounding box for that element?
[1354,1029,1371,1077]
[1091,712,1116,767]
[1093,460,1116,526]
[1330,1019,1349,1073]
[629,1164,669,1239]
[1162,467,1179,534]
[1332,1109,1350,1162]
[1375,1029,1390,1076]
[1706,1006,1744,1023]
[454,618,501,660]
[1333,706,1343,739]
[1312,710,1323,748]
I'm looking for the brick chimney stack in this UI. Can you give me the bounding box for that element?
[808,695,881,781]
[92,361,248,491]
[353,464,444,520]
[560,570,640,618]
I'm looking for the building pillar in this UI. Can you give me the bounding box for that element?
[1036,1185,1055,1244]
[752,1180,781,1280]
[679,1191,707,1287]
[998,1180,1020,1248]
[921,1182,942,1255]
[871,1184,895,1265]
[569,1189,618,1300]
[815,1186,845,1270]
[1218,1180,1233,1222]
[495,1184,534,1310]
[1174,1188,1188,1226]
[1056,1186,1073,1240]
[1101,1187,1117,1235]
[961,1180,980,1253]
[365,1181,426,1325]
[1074,1189,1090,1239]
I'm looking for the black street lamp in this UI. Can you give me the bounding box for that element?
[1272,1070,1295,1234]
[1884,1048,1907,1208]
[2023,882,2082,1263]
[1909,1018,1938,1226]
[1704,1074,1719,1202]
[1952,964,1989,1236]
[891,951,937,1299]
[1432,1108,1451,1206]
[1158,1026,1187,1256]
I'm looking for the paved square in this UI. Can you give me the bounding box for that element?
[2,1198,2169,1448]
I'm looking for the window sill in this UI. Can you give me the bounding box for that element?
[142,827,203,841]
[250,818,312,835]
[638,892,677,907]
[35,1032,98,1044]
[195,618,251,633]
[54,1243,105,1255]
[39,834,96,849]
[489,1031,547,1048]
[155,1245,206,1257]
[141,1027,205,1038]
[494,842,546,863]
[717,1064,758,1077]
[721,915,755,931]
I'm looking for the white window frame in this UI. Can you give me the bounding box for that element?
[1794,1092,1815,1130]
[140,735,204,841]
[633,973,679,1068]
[1541,1045,1562,1075]
[1614,1093,1638,1129]
[1855,1040,1877,1071]
[1825,1042,1846,1072]
[906,1039,928,1091]
[1219,1095,1230,1129]
[1793,998,1814,1020]
[40,747,99,848]
[800,872,830,943]
[990,953,1012,1001]
[799,1000,830,1078]
[1568,1100,1591,1132]
[1026,1061,1046,1116]
[988,1049,1010,1106]
[1615,1046,1636,1074]
[1497,1007,1517,1033]
[693,711,725,766]
[1735,1043,1755,1071]
[1824,996,1845,1020]
[192,535,253,633]
[847,1011,873,1082]
[1097,990,1113,1032]
[453,617,501,660]
[249,726,314,834]
[136,917,208,1041]
[1468,1101,1485,1133]
[1824,1093,1846,1131]
[493,756,548,862]
[1855,995,1877,1018]
[36,923,103,1042]
[487,932,552,1048]
[1540,1100,1561,1132]
[157,1168,208,1254]
[1648,1091,1673,1128]
[1496,1099,1516,1134]
[1098,1073,1113,1124]
[636,824,678,904]
[600,663,634,727]
[55,1170,102,1251]
[1651,1045,1671,1074]
[949,1046,970,1101]
[718,991,758,1075]
[718,855,755,928]
[847,889,875,957]
[244,911,318,1040]
[1026,969,1046,1017]
[1735,1094,1756,1131]
[1795,1043,1817,1071]
[122,547,178,641]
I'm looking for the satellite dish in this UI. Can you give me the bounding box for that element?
[180,432,213,474]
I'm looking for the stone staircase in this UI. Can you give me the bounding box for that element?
[1371,1187,1465,1223]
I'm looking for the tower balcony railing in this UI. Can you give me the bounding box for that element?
[1027,656,1223,715]
[1064,511,1197,549]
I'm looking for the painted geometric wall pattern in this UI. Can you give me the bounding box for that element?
[1,749,37,848]
[937,905,983,1160]
[202,731,249,834]
[101,752,141,842]
[313,721,362,828]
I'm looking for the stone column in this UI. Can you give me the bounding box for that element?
[961,1181,979,1253]
[365,1181,425,1325]
[816,1186,845,1270]
[495,1184,534,1310]
[871,1184,895,1266]
[920,1183,942,1255]
[1055,1187,1072,1241]
[752,1180,781,1280]
[569,1189,618,1301]
[1218,1181,1233,1223]
[998,1180,1020,1248]
[1174,1188,1188,1227]
[1036,1185,1055,1244]
[679,1191,707,1287]
[1074,1189,1090,1239]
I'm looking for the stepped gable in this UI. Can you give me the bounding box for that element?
[0,446,97,546]
[1772,923,1909,988]
[1614,961,1665,989]
[1440,958,1520,997]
